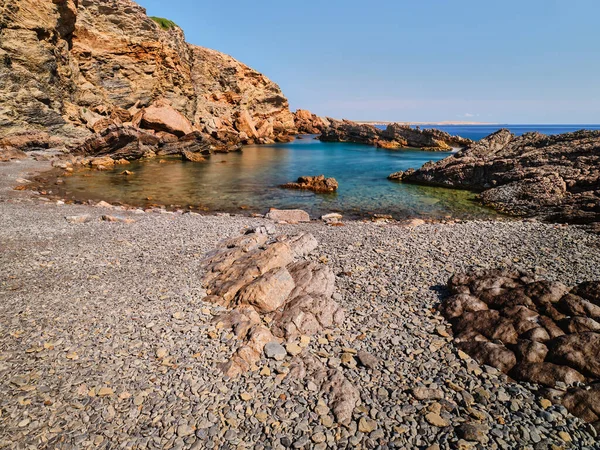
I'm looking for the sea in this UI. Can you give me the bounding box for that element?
[57,124,600,220]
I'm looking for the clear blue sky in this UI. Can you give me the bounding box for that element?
[138,0,599,123]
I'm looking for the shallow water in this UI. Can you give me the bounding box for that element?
[60,138,497,219]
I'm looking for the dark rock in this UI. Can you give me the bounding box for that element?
[513,340,548,363]
[558,294,600,320]
[547,332,600,378]
[319,119,473,150]
[457,341,516,373]
[559,316,600,334]
[572,281,600,306]
[454,310,518,344]
[455,423,490,444]
[399,129,600,225]
[560,384,600,425]
[510,362,585,387]
[75,126,160,159]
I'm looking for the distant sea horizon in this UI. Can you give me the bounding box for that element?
[371,123,600,142]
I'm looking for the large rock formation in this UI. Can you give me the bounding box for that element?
[0,0,297,152]
[394,129,600,225]
[443,269,600,431]
[319,119,473,150]
[293,109,330,134]
[199,228,358,425]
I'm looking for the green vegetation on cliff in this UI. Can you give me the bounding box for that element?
[150,16,178,30]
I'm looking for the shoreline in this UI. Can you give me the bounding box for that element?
[1,158,599,447]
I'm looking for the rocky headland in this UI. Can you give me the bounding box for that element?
[0,0,298,162]
[391,129,600,226]
[319,119,473,151]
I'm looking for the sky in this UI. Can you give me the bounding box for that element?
[137,0,600,124]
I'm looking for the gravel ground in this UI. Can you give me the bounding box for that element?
[1,160,600,449]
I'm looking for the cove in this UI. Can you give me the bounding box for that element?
[58,137,497,220]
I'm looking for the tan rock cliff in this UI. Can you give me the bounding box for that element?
[0,0,296,150]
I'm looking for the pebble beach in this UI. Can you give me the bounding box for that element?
[1,160,600,449]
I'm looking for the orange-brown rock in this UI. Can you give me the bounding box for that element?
[281,175,339,193]
[0,0,297,149]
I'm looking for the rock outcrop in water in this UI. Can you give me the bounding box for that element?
[0,0,297,154]
[281,175,339,193]
[393,129,600,225]
[319,119,473,150]
[443,269,600,431]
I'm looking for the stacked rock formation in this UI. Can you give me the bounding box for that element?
[0,0,297,157]
[442,269,600,430]
[319,119,473,150]
[281,175,339,193]
[394,129,600,225]
[199,228,359,424]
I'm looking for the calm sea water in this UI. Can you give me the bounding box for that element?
[377,124,600,141]
[60,124,599,219]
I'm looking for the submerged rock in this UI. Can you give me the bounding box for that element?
[281,175,338,193]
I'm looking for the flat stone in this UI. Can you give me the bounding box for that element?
[264,342,286,361]
[265,209,310,223]
[425,412,450,427]
[358,417,377,433]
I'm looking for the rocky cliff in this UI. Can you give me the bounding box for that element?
[319,119,473,150]
[393,129,600,225]
[0,0,296,154]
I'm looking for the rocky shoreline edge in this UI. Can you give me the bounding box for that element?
[1,159,600,448]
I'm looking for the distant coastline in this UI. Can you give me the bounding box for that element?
[355,120,498,126]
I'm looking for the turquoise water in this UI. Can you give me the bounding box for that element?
[61,124,600,219]
[61,138,496,219]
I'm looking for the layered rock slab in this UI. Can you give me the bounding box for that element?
[199,229,356,424]
[442,269,600,430]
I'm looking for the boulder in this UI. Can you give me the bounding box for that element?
[558,294,600,320]
[510,362,585,387]
[547,332,600,378]
[281,175,339,193]
[134,102,194,137]
[454,310,518,344]
[457,341,516,373]
[560,384,600,425]
[513,340,548,363]
[236,267,295,313]
[559,316,600,334]
[441,294,489,319]
[572,281,600,306]
[265,209,310,223]
[76,126,160,160]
